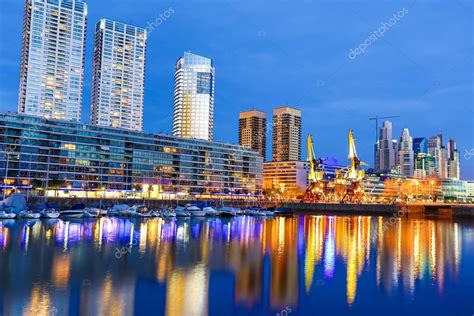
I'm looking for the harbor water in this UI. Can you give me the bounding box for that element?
[0,215,473,315]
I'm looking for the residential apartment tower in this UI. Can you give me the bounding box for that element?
[272,106,302,162]
[172,52,215,141]
[18,0,87,121]
[239,110,267,160]
[90,19,147,131]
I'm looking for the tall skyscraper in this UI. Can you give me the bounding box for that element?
[239,110,267,160]
[447,138,460,179]
[90,19,147,131]
[375,120,397,170]
[18,0,87,121]
[272,106,302,162]
[397,128,414,177]
[428,134,448,178]
[173,52,215,141]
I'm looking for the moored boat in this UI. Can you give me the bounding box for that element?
[83,208,100,218]
[0,210,16,219]
[174,207,191,217]
[18,211,41,219]
[219,206,237,217]
[203,206,219,216]
[161,208,177,218]
[186,205,206,217]
[263,209,275,216]
[60,209,84,218]
[127,205,152,217]
[40,209,60,219]
[108,204,129,216]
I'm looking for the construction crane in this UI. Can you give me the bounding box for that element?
[341,129,367,203]
[302,134,325,202]
[369,115,400,142]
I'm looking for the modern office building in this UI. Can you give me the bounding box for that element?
[440,179,468,202]
[239,110,267,161]
[447,138,460,180]
[375,121,397,171]
[90,19,147,131]
[263,161,308,195]
[272,106,302,162]
[427,134,448,178]
[414,153,436,179]
[18,0,87,121]
[397,128,414,177]
[466,181,474,202]
[172,52,215,141]
[413,137,428,156]
[0,112,263,198]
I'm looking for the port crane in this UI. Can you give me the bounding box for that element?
[302,134,326,202]
[340,129,367,203]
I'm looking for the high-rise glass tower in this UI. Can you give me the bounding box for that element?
[447,138,460,179]
[90,19,147,131]
[239,110,267,160]
[397,128,414,177]
[428,134,448,178]
[173,52,215,141]
[375,120,397,170]
[272,106,302,162]
[18,0,87,121]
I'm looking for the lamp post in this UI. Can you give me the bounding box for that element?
[2,147,12,200]
[413,180,419,202]
[430,180,435,203]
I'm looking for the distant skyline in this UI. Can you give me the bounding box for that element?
[0,0,472,178]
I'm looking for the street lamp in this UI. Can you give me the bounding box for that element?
[413,180,419,202]
[430,180,435,202]
[2,147,13,200]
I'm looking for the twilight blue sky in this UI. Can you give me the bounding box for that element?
[0,0,473,178]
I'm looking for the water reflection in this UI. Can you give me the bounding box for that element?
[0,215,472,315]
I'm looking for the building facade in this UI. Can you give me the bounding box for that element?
[172,52,215,141]
[0,113,262,198]
[447,138,460,180]
[414,153,436,179]
[440,179,468,202]
[413,137,428,157]
[18,0,87,121]
[272,107,302,162]
[427,134,448,178]
[90,19,147,131]
[397,128,414,177]
[263,161,308,195]
[375,120,397,171]
[238,110,266,161]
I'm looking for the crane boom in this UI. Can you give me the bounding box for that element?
[346,129,366,180]
[306,134,323,182]
[369,115,400,142]
[307,134,316,182]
